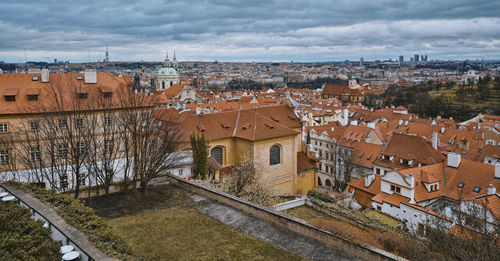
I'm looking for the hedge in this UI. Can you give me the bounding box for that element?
[0,202,61,261]
[7,182,138,260]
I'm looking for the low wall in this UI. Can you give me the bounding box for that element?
[0,184,115,261]
[167,174,406,261]
[274,197,307,211]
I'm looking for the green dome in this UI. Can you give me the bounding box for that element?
[158,67,178,76]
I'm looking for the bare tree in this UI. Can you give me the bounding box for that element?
[116,88,181,192]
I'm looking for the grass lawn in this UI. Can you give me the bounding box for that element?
[88,185,304,261]
[364,210,400,227]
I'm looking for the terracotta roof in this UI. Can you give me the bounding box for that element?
[3,88,18,96]
[158,104,301,143]
[372,192,410,207]
[297,151,316,172]
[0,73,136,115]
[373,133,446,170]
[163,84,184,99]
[347,174,381,196]
[348,142,384,169]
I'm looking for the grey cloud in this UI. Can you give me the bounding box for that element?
[0,0,499,61]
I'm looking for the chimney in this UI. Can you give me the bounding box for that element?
[364,173,375,187]
[405,174,415,188]
[432,132,439,150]
[367,122,375,129]
[84,69,97,84]
[343,108,349,126]
[487,184,497,195]
[41,68,49,83]
[447,152,461,168]
[495,162,500,179]
[440,127,445,134]
[196,107,201,115]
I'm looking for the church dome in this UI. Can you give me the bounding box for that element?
[158,67,178,76]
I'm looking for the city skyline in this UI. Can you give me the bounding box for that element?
[1,0,499,63]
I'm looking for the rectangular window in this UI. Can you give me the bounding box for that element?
[0,150,9,165]
[29,121,39,132]
[0,123,8,133]
[58,144,68,159]
[77,142,85,155]
[30,146,40,161]
[79,174,86,186]
[60,174,68,189]
[5,96,16,102]
[104,116,112,127]
[104,140,113,155]
[178,169,183,176]
[58,119,67,129]
[390,185,401,194]
[75,118,84,128]
[376,168,381,175]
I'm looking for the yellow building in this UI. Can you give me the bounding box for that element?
[161,105,316,195]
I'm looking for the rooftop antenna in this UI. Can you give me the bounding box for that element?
[24,48,27,71]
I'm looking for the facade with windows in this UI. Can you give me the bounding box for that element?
[0,70,153,192]
[162,105,314,195]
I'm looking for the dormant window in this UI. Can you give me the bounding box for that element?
[58,119,67,129]
[104,140,114,155]
[30,121,39,132]
[104,116,112,127]
[390,185,401,194]
[0,150,9,165]
[75,118,84,128]
[270,145,281,165]
[0,123,8,133]
[30,146,40,161]
[77,142,85,155]
[210,147,223,165]
[58,144,68,159]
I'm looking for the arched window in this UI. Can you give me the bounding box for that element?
[318,177,322,186]
[162,81,165,89]
[270,145,280,165]
[211,147,223,165]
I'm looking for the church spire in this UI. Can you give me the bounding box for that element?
[164,50,172,67]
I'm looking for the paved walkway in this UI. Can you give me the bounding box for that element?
[184,191,354,261]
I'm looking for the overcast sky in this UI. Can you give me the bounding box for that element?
[1,0,499,63]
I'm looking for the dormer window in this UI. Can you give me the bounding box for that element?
[27,95,38,101]
[429,184,439,192]
[32,76,39,81]
[78,93,88,99]
[473,187,480,193]
[3,88,18,102]
[76,75,83,80]
[458,182,464,188]
[390,185,401,194]
[103,92,112,98]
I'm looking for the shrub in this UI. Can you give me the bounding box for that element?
[0,203,61,261]
[307,190,336,204]
[6,182,137,260]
